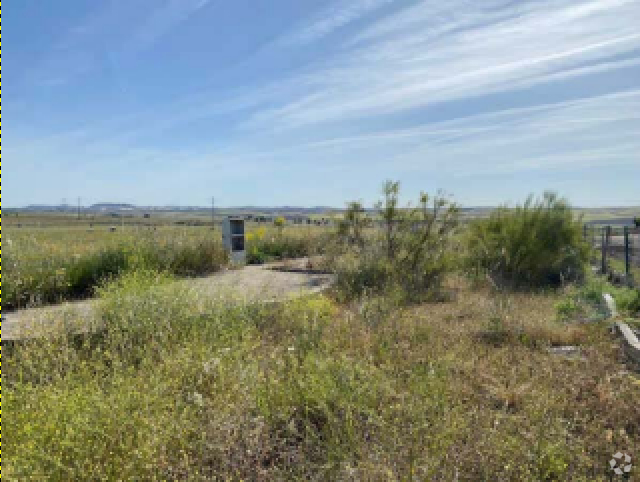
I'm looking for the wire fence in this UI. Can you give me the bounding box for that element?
[584,224,640,287]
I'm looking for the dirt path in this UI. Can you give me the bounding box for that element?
[1,261,334,341]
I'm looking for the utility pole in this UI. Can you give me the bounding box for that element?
[211,197,215,229]
[77,197,81,220]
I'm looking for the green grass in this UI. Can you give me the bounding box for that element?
[245,226,331,264]
[609,257,640,285]
[4,270,640,480]
[3,225,329,311]
[6,199,640,479]
[554,274,640,321]
[572,207,640,223]
[3,227,229,310]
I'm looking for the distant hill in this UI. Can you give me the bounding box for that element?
[90,203,136,211]
[14,204,638,221]
[24,204,75,212]
[18,204,344,214]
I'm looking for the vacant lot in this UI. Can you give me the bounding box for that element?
[3,224,328,311]
[5,198,640,480]
[2,262,334,341]
[4,273,640,480]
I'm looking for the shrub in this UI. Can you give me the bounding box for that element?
[338,202,370,247]
[465,192,589,289]
[330,181,459,302]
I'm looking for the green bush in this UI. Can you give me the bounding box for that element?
[330,181,459,302]
[465,192,589,289]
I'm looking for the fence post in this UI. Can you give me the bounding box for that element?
[624,226,631,283]
[601,228,608,274]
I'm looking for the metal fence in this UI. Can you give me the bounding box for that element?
[584,225,640,286]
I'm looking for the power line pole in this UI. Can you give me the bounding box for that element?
[211,197,215,229]
[77,197,81,220]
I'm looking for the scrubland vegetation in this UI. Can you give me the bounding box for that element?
[3,228,229,311]
[246,225,330,265]
[4,184,640,480]
[3,225,330,311]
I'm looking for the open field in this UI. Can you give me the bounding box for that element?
[3,223,330,311]
[576,208,640,224]
[6,205,638,228]
[2,212,341,228]
[4,274,640,479]
[4,199,640,479]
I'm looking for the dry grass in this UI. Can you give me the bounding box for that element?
[3,225,330,311]
[4,273,640,480]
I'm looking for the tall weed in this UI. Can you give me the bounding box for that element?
[3,231,228,310]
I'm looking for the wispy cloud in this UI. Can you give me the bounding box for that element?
[7,88,639,206]
[191,90,640,179]
[276,0,393,46]
[371,89,640,176]
[7,0,639,207]
[245,0,640,130]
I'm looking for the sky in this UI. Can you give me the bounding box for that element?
[4,0,640,208]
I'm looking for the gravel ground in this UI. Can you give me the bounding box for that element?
[2,261,334,341]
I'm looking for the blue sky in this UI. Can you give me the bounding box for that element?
[4,0,640,208]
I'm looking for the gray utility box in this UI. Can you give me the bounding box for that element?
[222,216,246,264]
